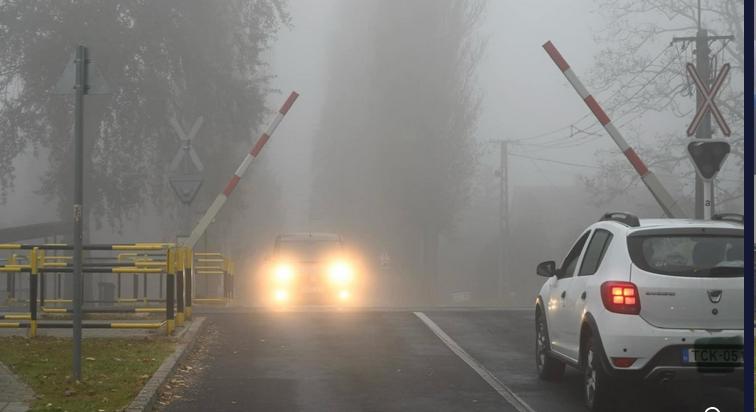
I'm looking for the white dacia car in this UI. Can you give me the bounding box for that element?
[534,212,744,411]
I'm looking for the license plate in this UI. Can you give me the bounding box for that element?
[682,348,742,364]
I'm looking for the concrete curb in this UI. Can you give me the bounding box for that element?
[125,317,207,412]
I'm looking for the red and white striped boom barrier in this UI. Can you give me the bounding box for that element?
[184,91,300,248]
[542,41,686,218]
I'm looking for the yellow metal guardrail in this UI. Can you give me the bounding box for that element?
[1,244,199,336]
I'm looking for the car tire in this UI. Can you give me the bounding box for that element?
[535,310,565,381]
[583,335,614,412]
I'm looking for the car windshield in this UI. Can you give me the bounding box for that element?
[275,239,342,261]
[628,235,743,277]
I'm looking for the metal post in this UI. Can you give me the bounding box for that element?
[176,249,184,326]
[72,44,86,380]
[29,248,38,338]
[40,270,45,308]
[5,265,11,302]
[694,28,711,219]
[166,271,175,335]
[185,250,192,319]
[132,273,138,299]
[8,254,15,300]
[703,181,713,219]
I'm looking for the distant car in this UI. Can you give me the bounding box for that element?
[265,232,358,305]
[534,212,744,411]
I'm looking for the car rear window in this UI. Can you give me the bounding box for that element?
[628,235,743,278]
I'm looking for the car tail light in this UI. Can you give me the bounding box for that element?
[600,281,640,315]
[611,357,636,368]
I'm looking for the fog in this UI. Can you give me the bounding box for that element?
[0,0,744,306]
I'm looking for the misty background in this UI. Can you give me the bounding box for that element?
[0,0,744,306]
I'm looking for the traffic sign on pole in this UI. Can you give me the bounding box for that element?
[53,52,110,95]
[686,139,730,181]
[53,45,110,381]
[687,139,729,220]
[686,63,730,137]
[169,117,205,172]
[169,174,203,205]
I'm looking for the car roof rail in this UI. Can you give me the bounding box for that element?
[599,212,640,227]
[711,213,743,224]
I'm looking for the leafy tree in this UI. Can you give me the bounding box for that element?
[582,0,744,213]
[0,0,289,236]
[311,0,485,303]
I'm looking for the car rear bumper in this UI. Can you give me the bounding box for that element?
[582,313,743,388]
[594,312,743,369]
[643,365,743,384]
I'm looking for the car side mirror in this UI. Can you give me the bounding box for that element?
[536,260,556,277]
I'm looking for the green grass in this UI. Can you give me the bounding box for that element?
[0,336,175,412]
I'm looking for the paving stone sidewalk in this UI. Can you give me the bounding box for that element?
[0,361,33,412]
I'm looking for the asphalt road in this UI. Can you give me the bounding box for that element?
[162,309,744,412]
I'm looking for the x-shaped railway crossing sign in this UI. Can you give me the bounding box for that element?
[686,62,731,137]
[169,116,205,172]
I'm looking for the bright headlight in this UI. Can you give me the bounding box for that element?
[274,264,294,283]
[328,261,354,284]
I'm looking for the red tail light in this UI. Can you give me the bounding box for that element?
[600,281,640,315]
[611,357,636,368]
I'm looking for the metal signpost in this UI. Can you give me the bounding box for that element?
[53,45,109,380]
[168,116,205,236]
[685,63,731,219]
[685,63,731,138]
[686,140,731,219]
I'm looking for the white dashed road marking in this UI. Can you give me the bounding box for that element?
[414,311,536,412]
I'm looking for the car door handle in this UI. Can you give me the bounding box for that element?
[580,291,586,300]
[560,291,566,299]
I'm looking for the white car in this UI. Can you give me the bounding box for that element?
[534,212,744,411]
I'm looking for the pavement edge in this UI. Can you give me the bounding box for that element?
[125,317,207,412]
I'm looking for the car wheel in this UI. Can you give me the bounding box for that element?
[535,310,565,381]
[583,335,613,411]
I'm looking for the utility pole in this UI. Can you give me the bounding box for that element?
[490,140,509,303]
[672,0,733,218]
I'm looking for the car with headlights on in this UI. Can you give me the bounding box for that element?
[265,232,358,305]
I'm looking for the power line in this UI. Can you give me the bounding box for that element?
[509,152,602,169]
[509,44,673,145]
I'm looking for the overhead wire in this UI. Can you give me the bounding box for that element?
[509,44,674,147]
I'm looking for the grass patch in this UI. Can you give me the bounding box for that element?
[0,336,175,412]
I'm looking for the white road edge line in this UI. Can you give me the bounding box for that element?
[414,312,536,412]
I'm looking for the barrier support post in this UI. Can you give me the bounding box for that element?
[40,263,45,307]
[176,248,185,326]
[185,248,192,319]
[9,253,16,301]
[29,248,39,338]
[166,249,175,335]
[222,258,228,301]
[229,261,235,300]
